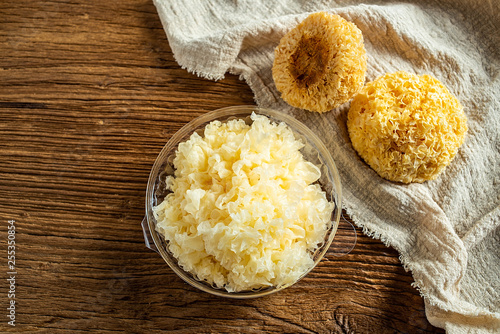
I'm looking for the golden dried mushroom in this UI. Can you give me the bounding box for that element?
[272,12,367,113]
[347,71,468,183]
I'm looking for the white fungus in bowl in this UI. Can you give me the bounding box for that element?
[153,113,334,292]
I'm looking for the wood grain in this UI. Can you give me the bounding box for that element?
[0,1,444,333]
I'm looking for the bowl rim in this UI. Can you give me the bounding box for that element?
[145,105,342,298]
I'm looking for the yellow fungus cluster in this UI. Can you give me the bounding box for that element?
[347,71,468,183]
[272,12,367,113]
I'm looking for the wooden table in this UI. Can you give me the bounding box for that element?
[1,1,445,332]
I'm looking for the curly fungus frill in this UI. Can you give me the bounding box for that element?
[347,71,468,183]
[272,12,367,113]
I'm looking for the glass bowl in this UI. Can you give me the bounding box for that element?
[142,105,342,298]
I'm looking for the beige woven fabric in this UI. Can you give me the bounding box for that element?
[153,0,500,332]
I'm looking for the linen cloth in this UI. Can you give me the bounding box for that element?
[152,0,500,332]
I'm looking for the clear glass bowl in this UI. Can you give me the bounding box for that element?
[142,105,342,298]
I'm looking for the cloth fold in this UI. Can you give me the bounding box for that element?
[153,0,500,332]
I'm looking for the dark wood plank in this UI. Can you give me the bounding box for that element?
[0,0,444,333]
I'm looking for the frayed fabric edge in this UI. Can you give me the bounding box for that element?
[173,52,227,82]
[152,0,231,82]
[344,201,500,332]
[342,202,434,303]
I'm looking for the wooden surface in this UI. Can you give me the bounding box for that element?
[0,1,445,333]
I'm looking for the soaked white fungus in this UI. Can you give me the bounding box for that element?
[153,113,334,292]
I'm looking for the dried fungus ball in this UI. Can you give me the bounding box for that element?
[272,12,367,113]
[347,71,468,183]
